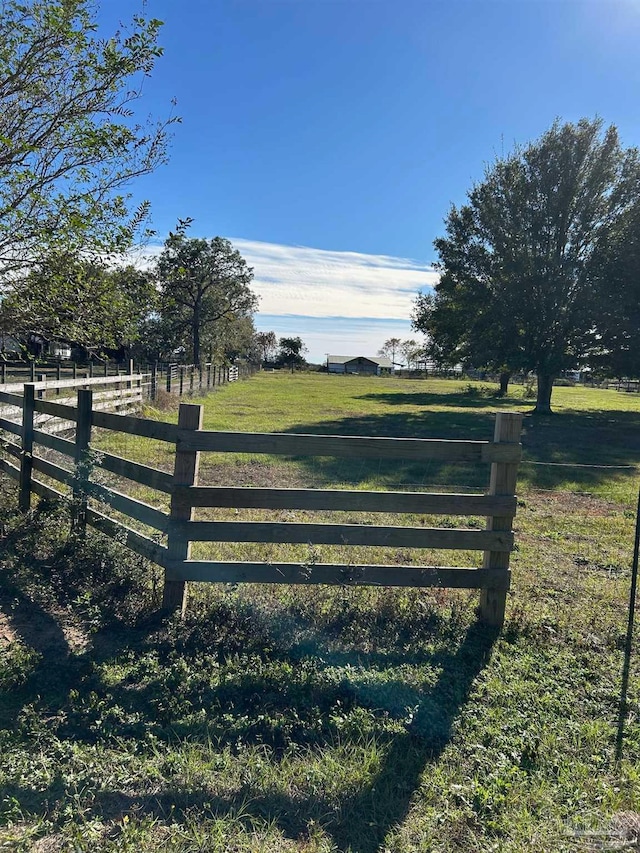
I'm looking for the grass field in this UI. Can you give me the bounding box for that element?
[1,372,640,851]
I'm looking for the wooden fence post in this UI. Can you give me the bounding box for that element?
[0,363,5,384]
[72,389,93,532]
[179,366,185,396]
[480,411,523,626]
[151,362,158,401]
[19,383,35,511]
[37,373,46,400]
[163,402,203,614]
[166,364,172,394]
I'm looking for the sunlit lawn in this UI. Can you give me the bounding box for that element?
[1,371,640,851]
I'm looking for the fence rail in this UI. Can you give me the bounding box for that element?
[1,359,255,402]
[0,387,523,627]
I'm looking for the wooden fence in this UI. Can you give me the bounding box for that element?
[161,362,248,396]
[0,373,147,436]
[0,360,254,400]
[0,390,523,627]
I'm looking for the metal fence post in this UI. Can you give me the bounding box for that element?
[151,362,158,401]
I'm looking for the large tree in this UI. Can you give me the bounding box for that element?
[590,197,640,379]
[378,337,401,366]
[254,330,278,363]
[155,230,258,365]
[0,0,175,277]
[275,336,307,371]
[413,279,519,394]
[414,118,640,413]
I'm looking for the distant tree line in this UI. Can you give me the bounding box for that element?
[0,222,262,366]
[413,117,640,413]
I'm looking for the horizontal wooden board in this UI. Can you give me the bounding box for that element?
[164,560,511,590]
[1,438,21,459]
[32,456,74,487]
[0,457,20,480]
[174,486,517,517]
[95,451,173,493]
[33,399,78,420]
[0,390,23,405]
[38,393,140,413]
[0,416,22,436]
[28,374,145,392]
[86,508,168,565]
[31,477,66,501]
[93,386,142,400]
[175,520,513,551]
[177,429,522,463]
[85,481,169,531]
[33,416,75,436]
[32,429,75,457]
[91,409,178,442]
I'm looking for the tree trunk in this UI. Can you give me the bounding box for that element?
[192,312,200,365]
[498,371,511,397]
[534,372,554,414]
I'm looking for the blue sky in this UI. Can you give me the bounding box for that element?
[102,0,640,362]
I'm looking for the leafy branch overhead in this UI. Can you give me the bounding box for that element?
[0,0,178,275]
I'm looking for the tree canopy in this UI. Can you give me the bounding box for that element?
[254,331,278,363]
[0,255,156,357]
[378,338,401,366]
[589,197,640,379]
[0,0,175,276]
[154,229,258,365]
[275,336,307,371]
[413,118,640,412]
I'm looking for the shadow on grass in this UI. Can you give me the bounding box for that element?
[0,558,498,852]
[282,396,640,495]
[356,390,520,411]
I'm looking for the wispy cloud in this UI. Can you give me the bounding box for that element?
[233,238,437,320]
[129,237,436,362]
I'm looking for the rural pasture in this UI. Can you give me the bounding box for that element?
[1,372,640,852]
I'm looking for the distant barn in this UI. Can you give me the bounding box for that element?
[327,355,393,375]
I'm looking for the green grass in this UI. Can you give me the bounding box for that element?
[1,372,640,851]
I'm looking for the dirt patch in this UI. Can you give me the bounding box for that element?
[0,595,88,656]
[0,610,16,645]
[198,458,310,488]
[524,489,622,517]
